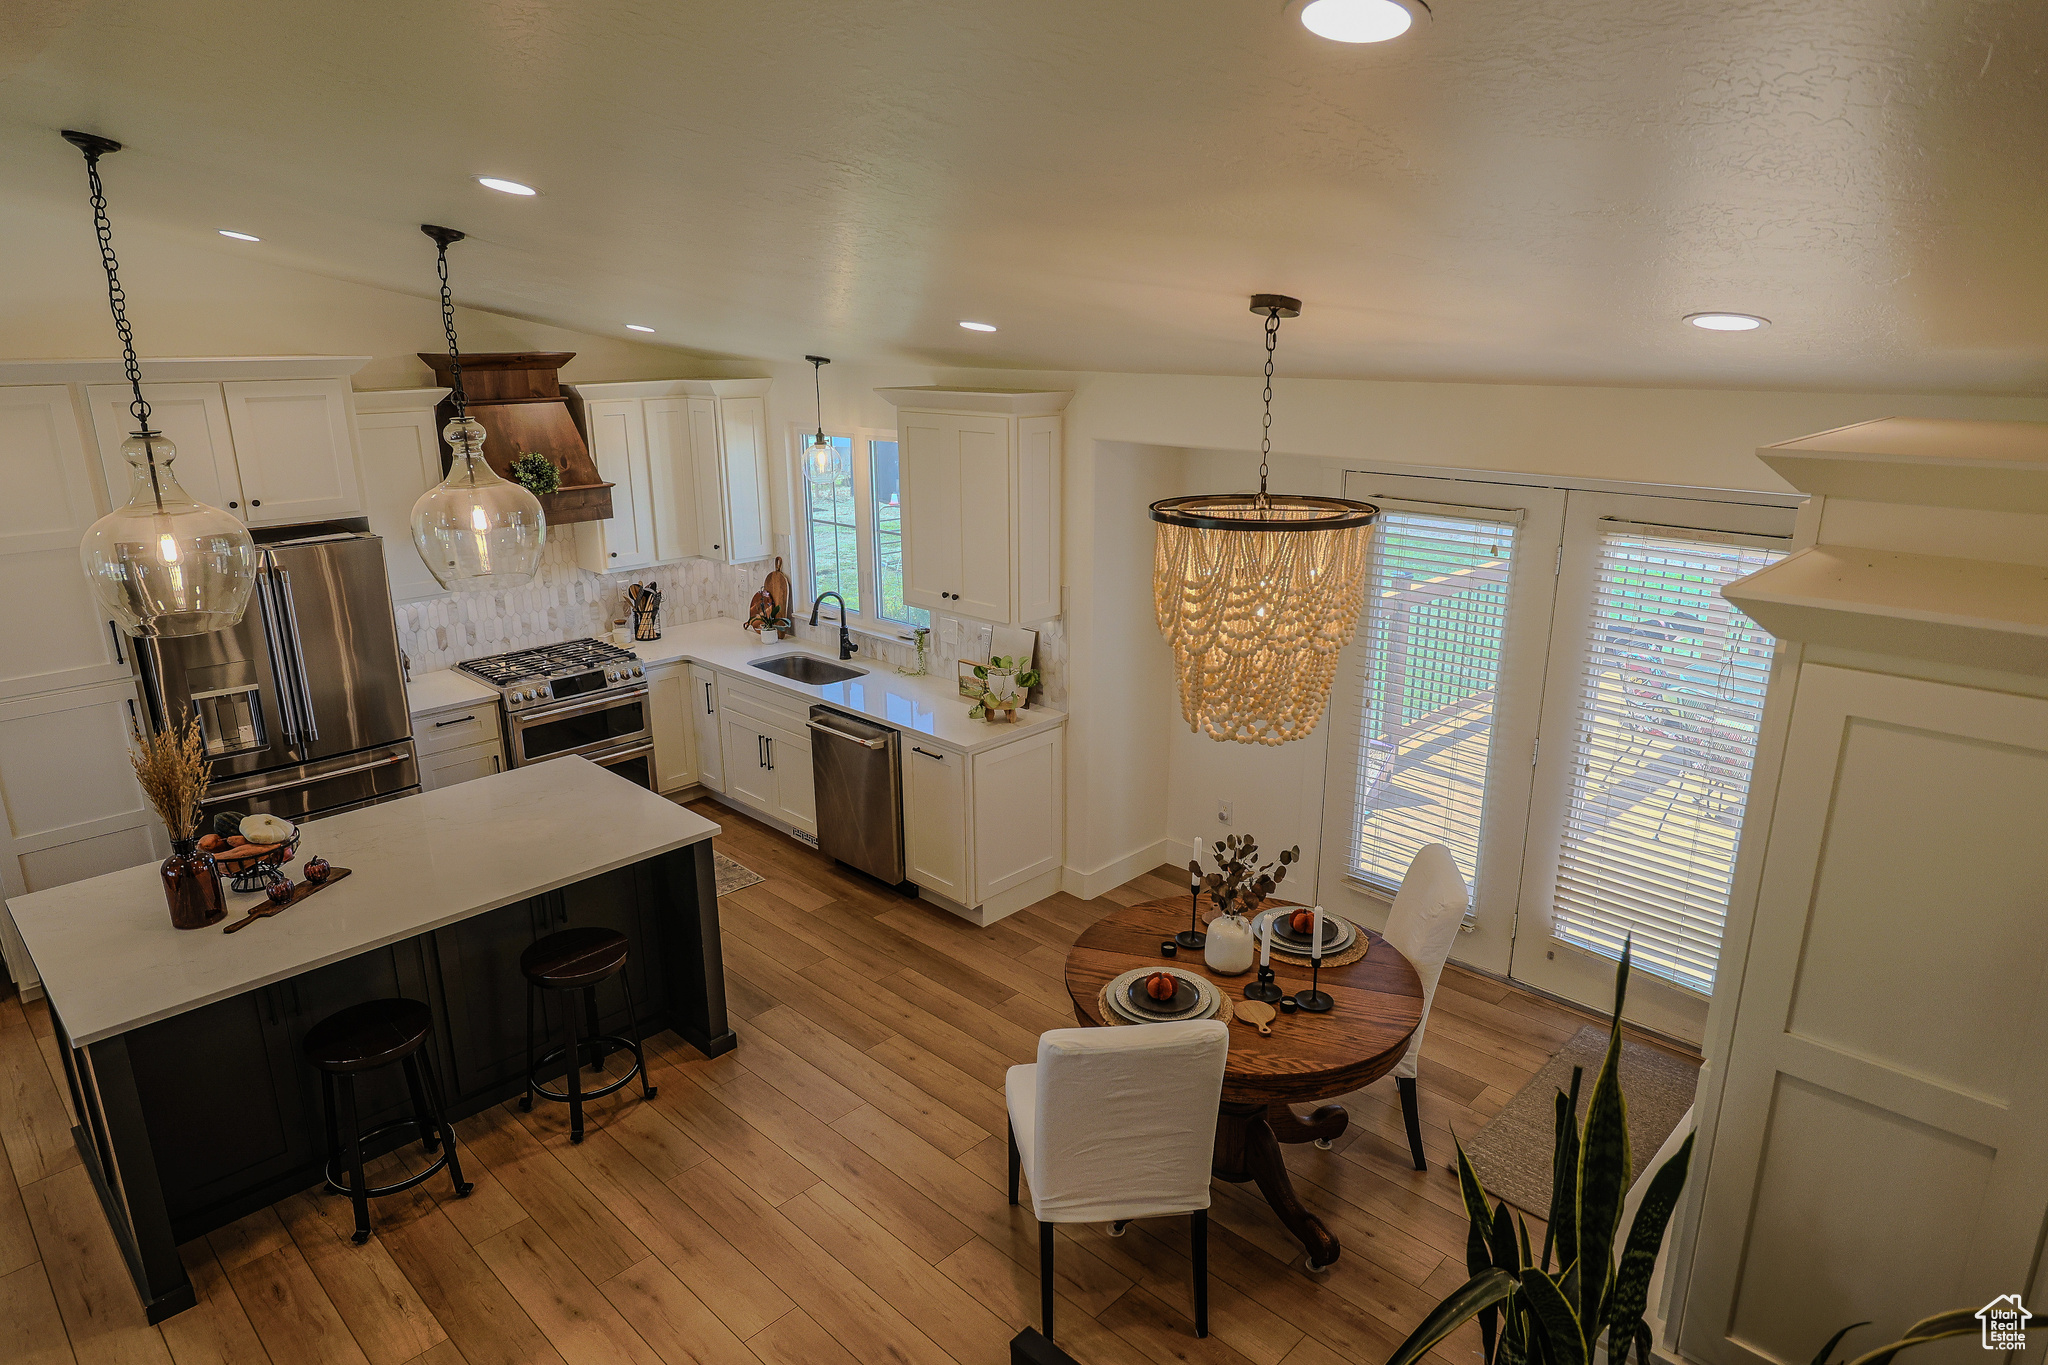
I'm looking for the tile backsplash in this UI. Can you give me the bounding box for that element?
[394,536,1068,711]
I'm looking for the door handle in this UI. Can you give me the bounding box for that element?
[765,736,774,771]
[756,735,765,768]
[491,753,501,773]
[704,681,714,711]
[107,621,124,664]
[807,719,887,749]
[912,746,947,761]
[433,714,480,728]
[274,569,319,742]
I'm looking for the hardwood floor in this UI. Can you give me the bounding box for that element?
[0,799,1698,1365]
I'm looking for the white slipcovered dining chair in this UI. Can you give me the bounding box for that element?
[1376,842,1469,1170]
[1006,1020,1229,1343]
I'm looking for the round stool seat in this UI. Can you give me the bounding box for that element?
[303,998,432,1073]
[522,927,630,990]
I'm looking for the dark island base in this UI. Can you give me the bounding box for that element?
[48,842,730,1323]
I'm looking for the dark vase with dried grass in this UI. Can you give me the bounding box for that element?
[131,713,224,929]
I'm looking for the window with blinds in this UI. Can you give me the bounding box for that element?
[1550,527,1786,994]
[1350,508,1518,894]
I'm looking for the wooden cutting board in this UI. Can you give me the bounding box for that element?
[223,867,353,934]
[766,556,791,620]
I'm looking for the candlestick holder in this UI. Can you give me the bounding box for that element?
[1294,957,1334,1013]
[1243,964,1285,1003]
[1174,885,1206,950]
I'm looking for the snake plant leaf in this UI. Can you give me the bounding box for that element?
[1545,1066,1584,1274]
[1520,1268,1587,1365]
[1385,1268,1519,1365]
[1455,1139,1495,1275]
[1576,939,1635,1329]
[1605,1133,1694,1365]
[1491,1201,1522,1274]
[1840,1311,1980,1365]
[1518,1216,1535,1279]
[1811,1323,1870,1365]
[1633,1321,1654,1365]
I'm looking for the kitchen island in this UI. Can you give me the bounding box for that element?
[3,757,728,1322]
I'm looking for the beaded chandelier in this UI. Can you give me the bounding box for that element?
[1150,296,1378,746]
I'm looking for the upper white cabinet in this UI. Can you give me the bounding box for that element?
[566,378,774,569]
[353,387,448,603]
[572,397,657,572]
[87,375,362,527]
[878,388,1067,627]
[0,385,132,701]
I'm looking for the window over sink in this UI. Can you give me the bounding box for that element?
[799,430,929,634]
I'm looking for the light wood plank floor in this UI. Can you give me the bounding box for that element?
[0,799,1699,1365]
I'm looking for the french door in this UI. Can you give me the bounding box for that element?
[1317,471,1795,1042]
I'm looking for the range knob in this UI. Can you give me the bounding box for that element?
[631,665,642,677]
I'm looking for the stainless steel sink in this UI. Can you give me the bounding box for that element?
[750,654,867,685]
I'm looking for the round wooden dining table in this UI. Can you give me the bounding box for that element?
[1062,898,1423,1271]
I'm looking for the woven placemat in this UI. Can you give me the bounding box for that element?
[1097,977,1229,1026]
[1262,919,1375,969]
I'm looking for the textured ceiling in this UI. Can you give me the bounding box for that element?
[2,0,2045,391]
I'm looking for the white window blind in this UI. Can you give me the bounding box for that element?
[1351,506,1519,894]
[1551,525,1786,994]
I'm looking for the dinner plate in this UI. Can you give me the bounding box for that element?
[1259,910,1354,951]
[1126,976,1199,1014]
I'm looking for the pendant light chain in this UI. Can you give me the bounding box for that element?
[1257,306,1280,507]
[813,357,826,444]
[79,148,153,434]
[436,240,467,419]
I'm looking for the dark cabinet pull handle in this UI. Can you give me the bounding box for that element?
[250,499,261,507]
[434,714,479,728]
[756,735,765,768]
[765,736,774,771]
[913,746,946,761]
[491,753,501,773]
[107,621,124,663]
[228,500,238,509]
[704,682,713,711]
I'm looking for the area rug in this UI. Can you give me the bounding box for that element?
[714,852,764,897]
[1462,1024,1698,1216]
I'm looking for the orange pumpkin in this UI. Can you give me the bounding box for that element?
[1289,908,1315,935]
[1145,971,1178,1001]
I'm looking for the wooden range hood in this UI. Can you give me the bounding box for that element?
[416,350,614,524]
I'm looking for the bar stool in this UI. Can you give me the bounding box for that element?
[302,997,472,1244]
[519,926,656,1142]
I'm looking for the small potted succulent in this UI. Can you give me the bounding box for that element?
[968,654,1040,722]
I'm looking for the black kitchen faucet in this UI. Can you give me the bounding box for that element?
[809,592,858,660]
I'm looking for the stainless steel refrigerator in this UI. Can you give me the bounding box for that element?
[133,529,419,825]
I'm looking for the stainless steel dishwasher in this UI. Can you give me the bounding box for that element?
[807,706,905,884]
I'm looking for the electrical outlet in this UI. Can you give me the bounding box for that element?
[1217,800,1234,825]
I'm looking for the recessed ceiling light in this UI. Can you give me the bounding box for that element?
[218,229,260,242]
[958,320,997,332]
[625,324,654,333]
[1685,312,1769,332]
[476,177,537,196]
[1301,0,1413,43]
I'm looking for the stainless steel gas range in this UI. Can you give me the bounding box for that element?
[456,638,653,787]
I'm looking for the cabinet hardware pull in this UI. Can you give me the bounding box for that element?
[765,736,773,770]
[250,499,261,507]
[704,681,714,710]
[434,714,479,727]
[807,719,887,749]
[757,735,766,768]
[913,746,946,761]
[491,753,501,773]
[107,621,124,664]
[228,500,238,509]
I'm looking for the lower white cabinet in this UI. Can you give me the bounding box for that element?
[414,700,504,792]
[647,665,696,794]
[720,703,815,837]
[903,741,968,900]
[688,665,723,792]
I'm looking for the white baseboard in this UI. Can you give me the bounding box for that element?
[1062,838,1178,902]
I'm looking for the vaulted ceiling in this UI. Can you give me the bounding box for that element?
[4,0,2044,391]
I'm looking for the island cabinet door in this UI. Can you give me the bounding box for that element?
[550,863,661,1035]
[123,984,316,1230]
[431,898,547,1101]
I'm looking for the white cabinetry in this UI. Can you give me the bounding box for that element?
[903,740,967,900]
[1677,419,2048,1365]
[0,385,131,701]
[353,387,448,603]
[879,388,1067,627]
[713,676,815,838]
[414,700,504,791]
[87,375,362,527]
[688,664,723,792]
[647,663,697,794]
[566,379,775,569]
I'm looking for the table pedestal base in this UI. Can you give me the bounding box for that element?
[1213,1100,1350,1269]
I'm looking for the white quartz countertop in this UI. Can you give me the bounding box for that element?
[629,618,1065,754]
[405,667,498,715]
[5,758,719,1046]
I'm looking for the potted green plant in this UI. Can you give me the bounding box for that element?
[969,654,1040,722]
[1386,940,1694,1365]
[509,451,562,496]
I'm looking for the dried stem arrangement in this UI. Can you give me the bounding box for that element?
[129,713,212,842]
[1191,834,1300,916]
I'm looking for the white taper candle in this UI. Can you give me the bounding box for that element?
[1311,906,1325,962]
[1260,914,1273,967]
[1190,839,1201,887]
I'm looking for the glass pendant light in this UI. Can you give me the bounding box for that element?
[1150,296,1379,746]
[65,131,259,638]
[408,225,545,591]
[803,354,837,481]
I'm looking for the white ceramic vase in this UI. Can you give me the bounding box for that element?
[1204,910,1256,975]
